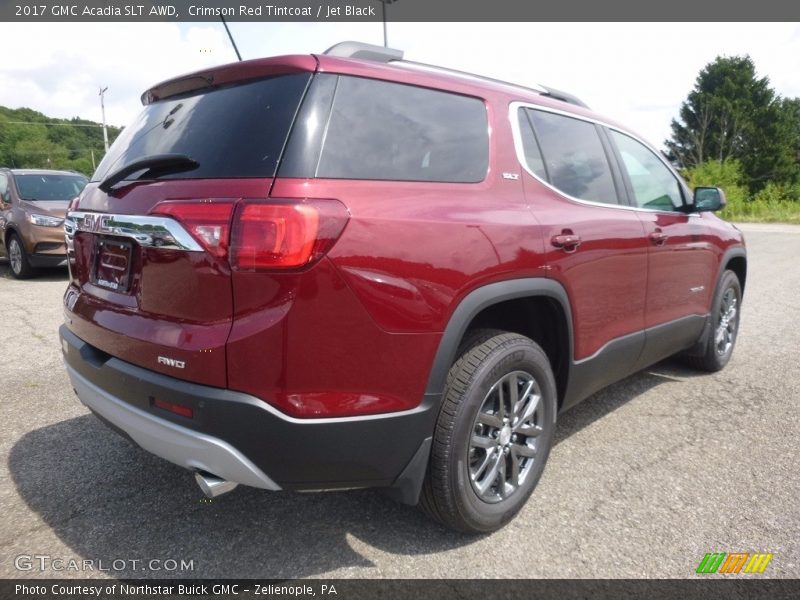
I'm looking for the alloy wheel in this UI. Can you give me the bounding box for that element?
[715,287,738,356]
[468,370,544,503]
[9,239,22,275]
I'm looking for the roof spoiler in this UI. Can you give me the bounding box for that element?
[322,41,588,109]
[324,41,403,62]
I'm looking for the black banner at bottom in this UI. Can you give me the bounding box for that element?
[2,579,798,600]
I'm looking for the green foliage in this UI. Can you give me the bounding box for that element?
[666,55,800,192]
[684,159,746,200]
[752,181,800,205]
[685,159,800,223]
[0,105,121,176]
[684,159,749,220]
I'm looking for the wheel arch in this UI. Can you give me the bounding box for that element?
[3,224,22,249]
[424,278,574,409]
[722,248,747,296]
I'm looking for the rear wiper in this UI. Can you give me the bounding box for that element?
[98,154,198,192]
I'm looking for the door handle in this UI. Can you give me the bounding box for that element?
[649,229,668,246]
[551,233,582,252]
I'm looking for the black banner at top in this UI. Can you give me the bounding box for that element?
[2,0,800,22]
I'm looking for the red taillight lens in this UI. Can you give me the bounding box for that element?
[149,198,348,270]
[230,199,349,271]
[151,200,235,258]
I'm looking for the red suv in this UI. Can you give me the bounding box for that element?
[60,42,746,533]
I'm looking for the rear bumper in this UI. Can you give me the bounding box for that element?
[60,325,437,499]
[67,364,280,490]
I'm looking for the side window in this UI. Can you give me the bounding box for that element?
[609,130,683,211]
[525,109,619,205]
[0,174,9,204]
[317,76,489,183]
[516,109,547,180]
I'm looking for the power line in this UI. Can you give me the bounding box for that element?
[7,148,100,153]
[1,121,110,128]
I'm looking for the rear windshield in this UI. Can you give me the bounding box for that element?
[92,73,311,183]
[15,174,87,200]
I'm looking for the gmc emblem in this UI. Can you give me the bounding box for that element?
[80,213,112,233]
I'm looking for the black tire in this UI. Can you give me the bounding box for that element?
[684,270,742,372]
[420,330,557,533]
[7,234,34,279]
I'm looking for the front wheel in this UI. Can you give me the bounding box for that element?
[7,234,34,279]
[684,269,742,372]
[420,331,557,533]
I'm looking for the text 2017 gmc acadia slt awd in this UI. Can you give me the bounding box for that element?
[60,42,746,533]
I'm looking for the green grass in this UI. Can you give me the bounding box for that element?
[720,198,800,224]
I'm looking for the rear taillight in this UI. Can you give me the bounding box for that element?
[149,198,348,270]
[231,203,317,270]
[151,200,235,258]
[230,199,348,271]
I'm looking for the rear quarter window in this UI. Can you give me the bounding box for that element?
[314,76,489,183]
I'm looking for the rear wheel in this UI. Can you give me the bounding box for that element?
[684,269,742,372]
[7,234,34,279]
[420,330,557,533]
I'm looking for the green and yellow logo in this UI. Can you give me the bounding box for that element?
[696,552,773,574]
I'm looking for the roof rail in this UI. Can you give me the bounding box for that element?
[538,85,589,109]
[397,60,549,96]
[324,41,403,62]
[321,42,589,109]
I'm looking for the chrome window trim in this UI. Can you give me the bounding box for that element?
[508,101,699,218]
[64,210,203,251]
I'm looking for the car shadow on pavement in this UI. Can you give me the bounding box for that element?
[553,360,703,445]
[9,359,693,579]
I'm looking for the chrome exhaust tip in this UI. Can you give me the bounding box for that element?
[195,471,238,498]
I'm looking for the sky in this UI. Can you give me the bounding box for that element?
[1,22,799,151]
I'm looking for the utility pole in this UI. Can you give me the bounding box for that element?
[382,2,387,47]
[99,86,109,153]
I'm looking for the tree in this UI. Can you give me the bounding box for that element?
[782,97,800,165]
[666,55,800,191]
[0,105,121,175]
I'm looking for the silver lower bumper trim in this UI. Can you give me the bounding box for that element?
[66,364,280,491]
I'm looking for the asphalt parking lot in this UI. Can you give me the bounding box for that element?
[1,223,798,579]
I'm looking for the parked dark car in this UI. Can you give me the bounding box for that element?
[0,168,87,278]
[59,42,745,533]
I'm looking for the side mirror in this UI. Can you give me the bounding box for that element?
[693,187,726,212]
